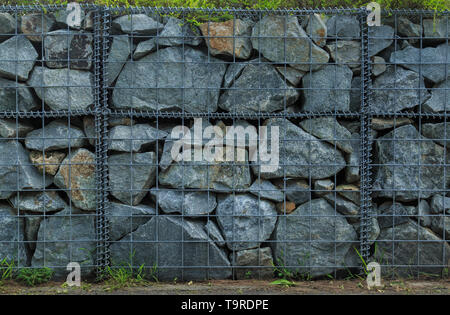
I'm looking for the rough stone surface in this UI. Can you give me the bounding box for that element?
[430,194,450,215]
[10,191,66,214]
[110,216,232,280]
[302,65,353,112]
[0,36,38,81]
[21,14,56,42]
[0,204,27,266]
[29,150,66,176]
[349,76,361,112]
[28,67,94,111]
[82,116,96,146]
[430,215,450,239]
[219,63,299,113]
[232,247,274,279]
[345,133,360,183]
[423,18,449,40]
[251,15,329,71]
[0,77,39,111]
[25,120,86,151]
[417,199,432,227]
[273,198,357,277]
[323,193,360,222]
[217,194,277,251]
[109,152,156,206]
[423,80,450,113]
[204,221,226,247]
[275,66,305,86]
[326,15,360,38]
[249,179,284,202]
[371,117,413,130]
[336,184,360,205]
[0,119,33,138]
[112,14,164,35]
[306,14,327,47]
[397,17,422,38]
[369,25,394,57]
[272,178,311,204]
[112,46,227,112]
[0,13,16,38]
[106,36,132,85]
[54,148,97,211]
[377,202,411,229]
[158,17,202,48]
[109,124,168,152]
[422,122,450,147]
[200,19,252,59]
[372,56,386,76]
[326,41,360,68]
[314,179,334,196]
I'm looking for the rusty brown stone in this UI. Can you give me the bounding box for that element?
[29,150,66,176]
[276,201,296,214]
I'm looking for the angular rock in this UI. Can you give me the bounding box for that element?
[249,179,284,202]
[108,152,156,205]
[423,80,450,113]
[0,204,26,266]
[326,15,360,38]
[430,215,450,239]
[217,194,277,251]
[349,76,361,112]
[377,201,411,229]
[10,191,66,213]
[0,140,52,199]
[323,193,359,222]
[106,36,132,85]
[219,63,299,113]
[251,118,346,179]
[345,133,360,183]
[54,148,97,211]
[422,122,450,147]
[200,19,252,59]
[0,13,16,37]
[204,221,226,247]
[21,14,55,42]
[302,65,353,112]
[299,117,353,154]
[373,125,448,201]
[251,15,329,71]
[423,18,449,40]
[0,119,33,138]
[25,120,86,151]
[390,44,450,84]
[306,14,327,47]
[112,14,164,35]
[233,247,274,279]
[157,17,202,48]
[275,201,296,214]
[430,194,450,214]
[314,179,334,196]
[132,38,155,60]
[369,25,394,57]
[371,117,413,130]
[372,56,386,76]
[273,198,357,277]
[113,46,227,112]
[371,66,430,112]
[275,66,305,86]
[29,150,66,176]
[336,184,360,205]
[222,62,247,88]
[0,36,38,81]
[110,215,232,280]
[397,17,422,38]
[82,116,96,146]
[326,41,360,68]
[417,199,432,227]
[28,67,94,111]
[108,124,168,152]
[273,178,311,204]
[351,209,380,245]
[0,77,39,111]
[44,30,93,70]
[150,188,216,216]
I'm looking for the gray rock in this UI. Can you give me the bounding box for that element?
[273,198,357,277]
[232,247,274,279]
[251,15,329,71]
[275,66,305,86]
[218,63,299,113]
[21,14,56,42]
[82,116,96,146]
[107,202,155,241]
[158,17,202,47]
[132,38,156,60]
[390,44,450,84]
[249,179,284,202]
[0,119,33,138]
[0,36,38,81]
[417,199,432,227]
[217,194,277,251]
[109,152,156,205]
[150,188,216,216]
[423,80,450,113]
[223,62,247,88]
[271,178,311,205]
[252,118,346,179]
[302,65,353,112]
[0,140,52,199]
[0,77,39,112]
[326,15,360,38]
[0,203,27,266]
[299,117,353,154]
[397,17,422,38]
[25,120,86,151]
[423,18,449,40]
[430,215,450,239]
[377,201,410,229]
[430,194,450,214]
[32,207,96,278]
[422,122,450,147]
[112,14,164,35]
[345,133,360,183]
[326,41,360,68]
[371,117,413,130]
[106,36,132,85]
[372,56,386,76]
[371,66,430,112]
[28,67,94,111]
[44,30,93,70]
[306,14,327,47]
[313,179,334,196]
[204,221,226,247]
[112,46,227,112]
[54,148,97,211]
[110,215,231,280]
[109,124,168,152]
[374,220,450,276]
[0,13,16,42]
[349,76,361,112]
[374,125,448,201]
[369,25,394,57]
[352,210,380,245]
[336,184,360,205]
[10,191,66,213]
[323,193,359,222]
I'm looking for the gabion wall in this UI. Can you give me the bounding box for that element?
[0,5,448,280]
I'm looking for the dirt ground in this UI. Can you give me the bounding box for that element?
[0,278,449,295]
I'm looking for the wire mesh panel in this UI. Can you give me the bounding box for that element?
[103,7,365,281]
[367,10,449,277]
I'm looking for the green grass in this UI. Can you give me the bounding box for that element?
[16,267,53,286]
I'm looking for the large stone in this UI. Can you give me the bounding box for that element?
[28,67,94,111]
[313,179,334,196]
[107,202,156,241]
[323,193,360,222]
[44,30,93,70]
[430,216,450,239]
[373,125,449,201]
[200,19,252,59]
[219,63,299,113]
[108,152,156,205]
[299,117,353,154]
[397,17,422,38]
[21,14,56,42]
[216,194,277,251]
[0,119,33,138]
[369,25,394,57]
[251,15,329,71]
[377,201,411,229]
[0,13,16,38]
[423,18,449,40]
[326,15,360,38]
[132,38,156,60]
[25,120,86,151]
[108,124,168,152]
[0,36,38,81]
[372,56,386,76]
[0,77,39,111]
[326,41,360,68]
[29,151,66,176]
[0,204,27,266]
[371,66,430,112]
[374,220,450,276]
[32,207,96,278]
[150,188,216,216]
[336,184,360,205]
[430,194,450,215]
[54,148,97,211]
[0,140,52,199]
[249,179,284,202]
[275,66,305,86]
[251,118,346,179]
[106,36,132,85]
[273,198,357,277]
[204,221,225,247]
[422,122,450,147]
[302,65,353,112]
[306,14,327,47]
[232,247,274,279]
[158,17,202,47]
[423,80,450,113]
[110,215,231,280]
[390,44,450,84]
[112,14,164,35]
[112,46,227,112]
[273,178,311,205]
[10,191,66,214]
